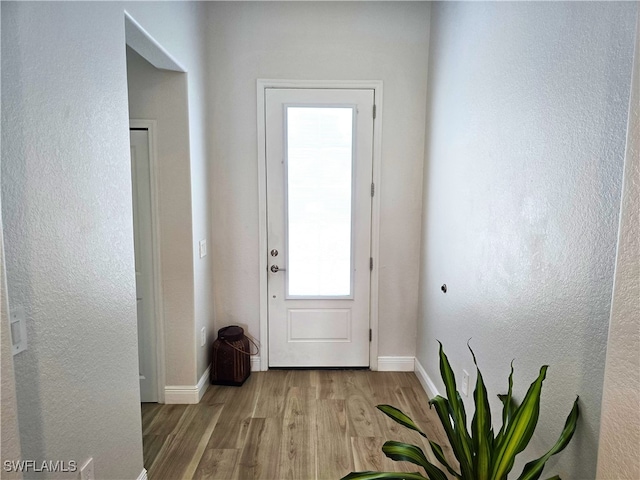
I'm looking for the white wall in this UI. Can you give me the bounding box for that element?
[597,12,640,479]
[0,5,22,476]
[1,2,144,478]
[126,47,197,387]
[416,2,637,478]
[1,1,211,477]
[1,218,22,479]
[124,1,213,381]
[206,1,430,359]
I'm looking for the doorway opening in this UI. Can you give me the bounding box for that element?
[129,123,162,403]
[124,11,188,407]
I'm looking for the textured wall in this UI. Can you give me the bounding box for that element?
[1,225,22,478]
[206,1,430,359]
[126,47,197,387]
[596,12,640,479]
[417,2,637,478]
[124,1,213,381]
[1,2,144,478]
[0,4,23,475]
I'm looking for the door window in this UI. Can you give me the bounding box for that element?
[286,106,355,298]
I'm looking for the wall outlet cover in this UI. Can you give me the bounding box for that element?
[80,458,94,480]
[461,369,470,397]
[10,306,28,355]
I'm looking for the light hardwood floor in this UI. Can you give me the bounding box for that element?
[141,370,454,480]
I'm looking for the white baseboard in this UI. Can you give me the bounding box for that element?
[137,468,148,480]
[197,365,211,401]
[414,357,440,399]
[251,356,262,371]
[164,365,211,404]
[164,385,199,404]
[377,356,415,372]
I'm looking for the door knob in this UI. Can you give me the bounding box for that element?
[270,265,286,273]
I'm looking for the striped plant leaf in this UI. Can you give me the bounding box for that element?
[382,441,448,480]
[469,344,492,480]
[437,342,474,476]
[454,391,468,434]
[377,405,427,438]
[495,361,515,447]
[340,471,428,480]
[343,344,579,480]
[516,397,580,480]
[429,395,473,479]
[490,366,548,480]
[428,440,461,478]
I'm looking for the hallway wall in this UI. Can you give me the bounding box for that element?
[1,2,210,477]
[1,3,145,478]
[124,1,213,382]
[596,11,640,478]
[416,2,637,478]
[205,1,431,360]
[1,211,22,478]
[126,47,196,387]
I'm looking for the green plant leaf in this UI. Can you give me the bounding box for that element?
[340,471,428,480]
[382,441,448,480]
[516,397,580,480]
[437,342,474,477]
[428,440,461,478]
[377,405,427,438]
[365,344,577,480]
[490,365,548,480]
[469,344,492,480]
[429,395,473,478]
[495,361,515,447]
[454,391,468,433]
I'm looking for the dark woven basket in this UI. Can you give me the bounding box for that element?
[211,325,251,386]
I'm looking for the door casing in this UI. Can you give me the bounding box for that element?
[130,119,166,402]
[256,79,383,371]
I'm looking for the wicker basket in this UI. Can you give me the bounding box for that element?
[211,326,251,386]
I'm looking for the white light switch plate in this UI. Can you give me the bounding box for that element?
[10,306,27,355]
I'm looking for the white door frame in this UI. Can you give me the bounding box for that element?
[130,119,166,402]
[256,79,383,371]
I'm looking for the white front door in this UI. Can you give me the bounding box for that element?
[130,129,158,402]
[265,88,375,367]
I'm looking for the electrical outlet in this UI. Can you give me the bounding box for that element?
[199,239,207,258]
[461,370,470,397]
[80,458,94,480]
[200,327,206,347]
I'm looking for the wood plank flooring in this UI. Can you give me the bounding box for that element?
[141,370,455,480]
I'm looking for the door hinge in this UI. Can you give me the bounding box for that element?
[371,182,375,197]
[373,104,377,119]
[370,257,373,271]
[369,329,372,342]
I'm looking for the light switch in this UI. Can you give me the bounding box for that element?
[10,306,27,355]
[199,239,207,258]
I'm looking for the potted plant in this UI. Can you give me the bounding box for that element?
[342,342,579,480]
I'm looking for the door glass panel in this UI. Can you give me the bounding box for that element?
[286,106,354,297]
